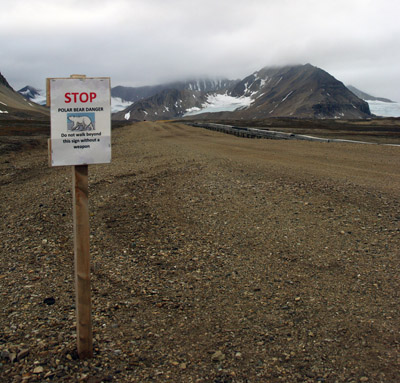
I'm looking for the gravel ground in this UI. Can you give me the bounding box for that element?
[1,121,400,382]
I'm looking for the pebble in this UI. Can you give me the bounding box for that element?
[33,366,44,374]
[43,297,55,305]
[18,349,30,360]
[211,351,225,362]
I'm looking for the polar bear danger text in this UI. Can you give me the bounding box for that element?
[58,107,104,112]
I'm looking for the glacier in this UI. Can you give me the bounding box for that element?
[367,101,400,117]
[112,97,133,113]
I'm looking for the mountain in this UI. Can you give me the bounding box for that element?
[18,86,47,105]
[347,85,395,103]
[221,64,371,119]
[0,73,49,119]
[114,64,371,121]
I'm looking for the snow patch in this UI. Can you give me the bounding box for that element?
[0,101,7,106]
[124,111,131,120]
[19,89,31,96]
[183,93,254,116]
[185,107,201,114]
[259,77,268,88]
[281,91,293,102]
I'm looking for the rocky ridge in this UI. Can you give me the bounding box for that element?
[347,85,395,103]
[0,73,49,120]
[227,64,371,119]
[0,72,13,90]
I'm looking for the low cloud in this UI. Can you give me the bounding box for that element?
[1,0,399,100]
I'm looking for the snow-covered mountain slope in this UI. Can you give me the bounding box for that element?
[112,79,237,103]
[18,86,46,105]
[113,88,208,121]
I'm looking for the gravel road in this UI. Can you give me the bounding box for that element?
[1,121,400,382]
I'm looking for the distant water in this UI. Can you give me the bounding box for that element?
[367,100,400,117]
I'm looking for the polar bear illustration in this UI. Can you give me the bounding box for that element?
[68,115,94,131]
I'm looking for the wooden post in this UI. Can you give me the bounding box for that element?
[70,74,93,359]
[73,164,93,358]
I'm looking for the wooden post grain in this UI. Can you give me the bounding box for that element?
[68,74,93,359]
[72,164,93,358]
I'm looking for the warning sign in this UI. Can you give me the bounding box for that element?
[49,77,111,166]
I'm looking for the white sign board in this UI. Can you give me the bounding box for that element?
[49,77,111,166]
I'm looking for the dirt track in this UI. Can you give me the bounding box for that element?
[1,121,400,382]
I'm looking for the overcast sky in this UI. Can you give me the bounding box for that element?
[1,0,399,101]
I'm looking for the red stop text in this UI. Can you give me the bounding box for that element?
[65,92,97,103]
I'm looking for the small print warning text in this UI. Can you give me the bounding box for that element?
[58,107,104,112]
